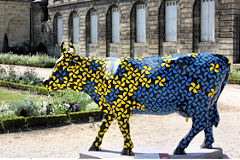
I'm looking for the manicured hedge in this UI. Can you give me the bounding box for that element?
[228,79,240,84]
[0,80,49,94]
[69,110,102,123]
[1,117,26,131]
[26,116,48,127]
[46,114,68,125]
[0,110,103,132]
[0,80,65,95]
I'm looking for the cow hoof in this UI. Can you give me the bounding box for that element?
[89,145,101,151]
[201,142,213,149]
[121,148,134,156]
[174,148,186,155]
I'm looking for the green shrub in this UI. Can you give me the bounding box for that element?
[46,114,68,125]
[0,53,57,68]
[9,97,41,117]
[0,67,42,87]
[19,69,42,86]
[228,79,240,84]
[69,110,103,123]
[0,110,102,131]
[46,91,94,114]
[26,116,48,127]
[1,116,26,131]
[85,102,99,111]
[229,68,240,80]
[0,80,51,95]
[69,112,90,123]
[0,101,16,120]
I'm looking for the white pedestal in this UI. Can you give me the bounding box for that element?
[79,146,223,159]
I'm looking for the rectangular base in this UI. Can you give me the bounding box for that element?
[79,146,223,159]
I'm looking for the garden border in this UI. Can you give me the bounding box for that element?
[228,79,240,84]
[0,80,64,95]
[0,110,103,132]
[0,54,56,68]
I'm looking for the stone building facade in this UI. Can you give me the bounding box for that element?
[48,0,239,63]
[0,0,48,50]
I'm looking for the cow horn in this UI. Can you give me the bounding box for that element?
[60,42,68,57]
[69,40,76,54]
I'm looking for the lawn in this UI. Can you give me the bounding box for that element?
[0,87,44,103]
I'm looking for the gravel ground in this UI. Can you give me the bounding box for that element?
[0,64,239,158]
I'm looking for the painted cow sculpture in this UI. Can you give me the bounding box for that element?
[43,42,231,155]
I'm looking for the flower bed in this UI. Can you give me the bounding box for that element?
[0,53,56,68]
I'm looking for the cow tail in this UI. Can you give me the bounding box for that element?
[210,54,231,127]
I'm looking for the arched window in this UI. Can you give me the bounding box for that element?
[201,0,215,42]
[90,11,98,43]
[112,7,120,43]
[53,13,62,44]
[69,12,79,44]
[165,1,177,42]
[136,4,146,42]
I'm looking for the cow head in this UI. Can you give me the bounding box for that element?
[43,41,88,92]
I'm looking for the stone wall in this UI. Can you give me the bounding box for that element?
[0,0,31,48]
[48,0,240,63]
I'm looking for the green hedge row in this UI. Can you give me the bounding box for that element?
[0,80,63,95]
[228,79,240,84]
[0,110,103,132]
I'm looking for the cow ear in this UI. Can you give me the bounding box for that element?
[60,42,68,57]
[69,40,76,54]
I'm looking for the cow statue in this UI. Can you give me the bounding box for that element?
[43,42,231,155]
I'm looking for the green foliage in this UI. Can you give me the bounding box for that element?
[0,53,56,68]
[7,41,47,55]
[9,97,41,117]
[0,80,51,95]
[45,114,68,125]
[19,69,42,86]
[45,91,95,115]
[85,102,99,111]
[0,66,42,86]
[1,116,26,131]
[0,110,102,132]
[0,101,16,120]
[69,110,102,123]
[26,116,48,127]
[229,68,240,80]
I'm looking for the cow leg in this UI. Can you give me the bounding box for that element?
[117,117,134,156]
[201,102,219,149]
[174,114,206,154]
[89,114,115,151]
[201,125,214,149]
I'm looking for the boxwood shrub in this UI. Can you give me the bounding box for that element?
[228,79,240,84]
[26,116,48,127]
[45,114,68,125]
[69,110,103,123]
[0,80,64,95]
[1,116,26,131]
[0,109,103,132]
